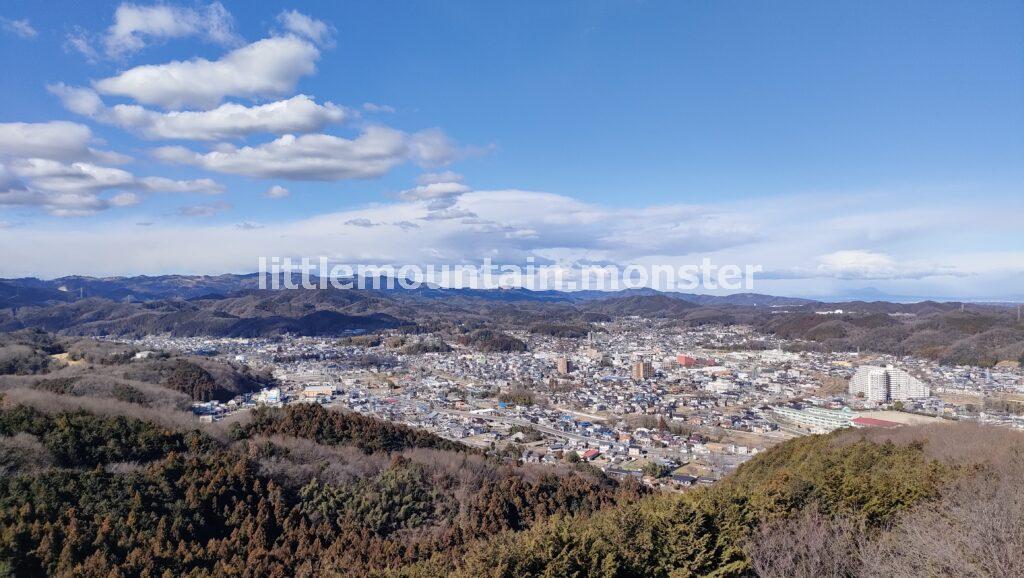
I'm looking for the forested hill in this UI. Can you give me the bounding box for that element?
[0,399,645,577]
[413,423,1024,577]
[1,384,1021,576]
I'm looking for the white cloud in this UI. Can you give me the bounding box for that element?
[64,27,100,63]
[277,10,333,46]
[363,102,396,114]
[47,84,105,116]
[264,185,290,199]
[0,189,107,218]
[759,249,966,281]
[109,192,141,207]
[136,176,224,195]
[407,129,459,167]
[419,207,478,221]
[4,159,222,196]
[0,121,127,164]
[345,217,380,227]
[6,159,135,194]
[0,189,734,270]
[176,201,231,217]
[103,2,240,58]
[154,125,456,180]
[2,189,1020,296]
[51,85,348,140]
[399,181,472,201]
[94,36,320,109]
[400,177,473,217]
[813,250,961,280]
[417,171,464,185]
[1,17,37,39]
[818,250,897,277]
[0,122,223,216]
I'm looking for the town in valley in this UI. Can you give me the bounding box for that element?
[120,310,1024,489]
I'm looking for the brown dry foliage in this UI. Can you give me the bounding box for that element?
[748,423,1024,578]
[0,387,205,434]
[860,447,1024,577]
[746,508,862,578]
[834,420,1024,466]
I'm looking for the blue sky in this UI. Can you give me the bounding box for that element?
[0,1,1021,298]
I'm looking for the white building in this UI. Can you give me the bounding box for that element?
[255,387,282,405]
[849,365,929,402]
[771,405,854,433]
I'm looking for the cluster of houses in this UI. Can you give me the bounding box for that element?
[123,315,1024,483]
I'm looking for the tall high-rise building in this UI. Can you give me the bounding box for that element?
[849,365,930,402]
[556,356,573,375]
[632,359,654,380]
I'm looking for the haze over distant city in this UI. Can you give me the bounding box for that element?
[0,1,1021,300]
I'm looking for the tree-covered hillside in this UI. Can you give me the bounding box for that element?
[0,330,1021,577]
[0,400,644,577]
[399,423,1023,578]
[2,389,1021,577]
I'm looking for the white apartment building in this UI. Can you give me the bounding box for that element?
[770,405,854,433]
[849,365,930,402]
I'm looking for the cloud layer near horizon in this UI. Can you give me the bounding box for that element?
[2,187,1020,296]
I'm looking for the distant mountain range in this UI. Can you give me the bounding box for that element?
[1,274,815,307]
[1,274,1021,366]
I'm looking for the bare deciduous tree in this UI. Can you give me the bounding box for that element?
[860,454,1024,578]
[746,508,862,578]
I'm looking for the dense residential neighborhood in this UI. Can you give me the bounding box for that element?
[121,314,1024,487]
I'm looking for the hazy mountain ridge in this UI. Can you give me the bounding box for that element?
[2,275,815,307]
[1,277,1022,365]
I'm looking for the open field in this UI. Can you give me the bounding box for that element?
[857,410,950,425]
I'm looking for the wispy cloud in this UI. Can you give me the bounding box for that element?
[64,3,239,61]
[344,217,380,227]
[277,10,333,47]
[363,102,396,114]
[64,27,99,62]
[264,185,290,199]
[1,17,36,39]
[175,201,231,217]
